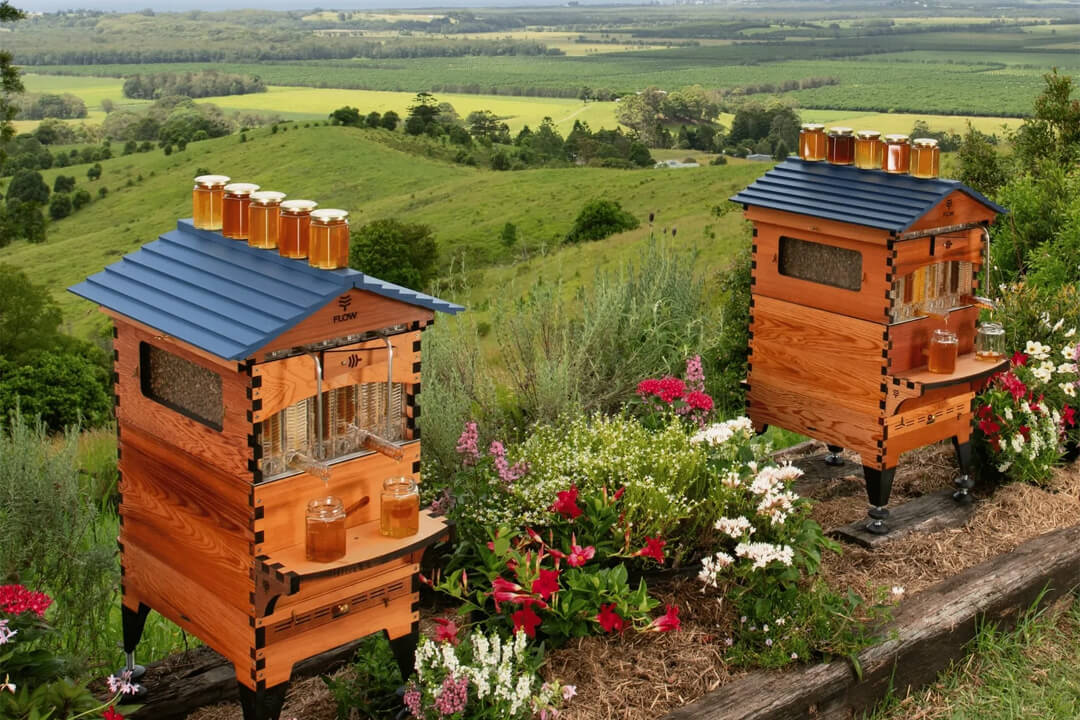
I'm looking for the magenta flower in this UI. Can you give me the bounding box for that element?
[456,422,480,465]
[434,674,468,716]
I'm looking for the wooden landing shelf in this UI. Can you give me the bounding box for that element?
[262,511,449,582]
[885,354,1008,413]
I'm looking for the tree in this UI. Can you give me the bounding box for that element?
[72,188,91,210]
[6,169,49,205]
[404,115,426,136]
[365,111,381,128]
[773,139,790,161]
[87,163,102,181]
[101,98,114,114]
[500,222,518,249]
[48,193,72,220]
[565,199,640,244]
[407,92,440,128]
[380,111,400,131]
[0,264,63,360]
[957,123,1006,196]
[53,175,75,194]
[490,150,511,171]
[348,219,438,291]
[0,201,45,244]
[0,0,27,167]
[329,106,361,126]
[0,350,112,431]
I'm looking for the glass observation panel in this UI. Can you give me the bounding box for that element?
[140,342,224,430]
[778,236,863,291]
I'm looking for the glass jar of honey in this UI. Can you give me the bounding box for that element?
[309,209,350,270]
[192,175,230,230]
[305,495,346,563]
[883,134,911,174]
[222,183,260,240]
[380,477,419,538]
[975,322,1006,362]
[279,200,318,259]
[854,130,882,170]
[928,329,958,374]
[799,123,826,162]
[911,138,940,179]
[826,127,854,165]
[248,191,286,249]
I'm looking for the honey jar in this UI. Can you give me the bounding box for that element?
[854,130,882,170]
[826,127,854,165]
[883,134,911,174]
[911,138,940,179]
[248,191,286,250]
[278,200,318,259]
[975,322,1006,362]
[222,183,260,240]
[380,477,419,539]
[305,495,346,563]
[799,123,826,162]
[928,329,958,374]
[309,209,350,270]
[192,175,230,231]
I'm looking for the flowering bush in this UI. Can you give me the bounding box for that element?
[403,630,571,720]
[634,355,715,429]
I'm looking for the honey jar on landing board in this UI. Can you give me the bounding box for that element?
[854,130,883,170]
[192,175,230,230]
[928,328,959,375]
[799,123,826,162]
[883,134,911,174]
[222,183,260,240]
[826,127,854,165]
[278,200,318,259]
[309,209,350,270]
[248,191,286,249]
[380,477,419,539]
[305,495,346,563]
[911,138,940,179]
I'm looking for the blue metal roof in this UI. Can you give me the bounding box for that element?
[69,219,465,360]
[730,159,1006,233]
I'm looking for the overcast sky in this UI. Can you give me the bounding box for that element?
[21,0,632,12]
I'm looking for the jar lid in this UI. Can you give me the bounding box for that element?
[932,328,958,340]
[979,321,1005,333]
[801,123,825,131]
[311,208,349,222]
[281,199,318,213]
[913,137,939,148]
[307,495,345,517]
[884,134,910,143]
[251,191,287,205]
[194,174,230,187]
[827,126,853,136]
[383,476,417,492]
[223,182,260,196]
[856,129,881,139]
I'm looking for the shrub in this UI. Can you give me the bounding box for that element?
[349,218,438,290]
[564,198,639,244]
[71,189,91,210]
[6,169,50,205]
[323,634,403,719]
[47,193,71,221]
[86,163,102,181]
[51,175,74,194]
[0,351,112,432]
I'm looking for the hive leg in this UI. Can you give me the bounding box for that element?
[387,624,419,682]
[952,436,974,504]
[238,682,290,720]
[117,603,151,689]
[824,444,845,467]
[863,466,896,535]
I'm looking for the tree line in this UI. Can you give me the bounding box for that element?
[122,71,266,100]
[14,93,87,120]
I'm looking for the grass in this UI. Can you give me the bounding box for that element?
[869,594,1080,720]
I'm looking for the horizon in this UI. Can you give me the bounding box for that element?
[18,0,639,13]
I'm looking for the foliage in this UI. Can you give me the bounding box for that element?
[564,198,639,244]
[12,92,87,121]
[1012,69,1080,173]
[5,170,50,206]
[616,85,720,147]
[957,123,1006,196]
[0,351,112,431]
[51,175,75,194]
[323,633,403,720]
[0,0,24,168]
[990,164,1077,283]
[348,218,439,290]
[47,193,71,220]
[0,264,62,361]
[707,239,753,418]
[727,103,800,156]
[122,70,266,100]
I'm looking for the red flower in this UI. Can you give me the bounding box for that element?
[103,708,124,720]
[0,585,52,617]
[614,486,626,501]
[1019,425,1030,440]
[1011,351,1029,367]
[512,607,542,638]
[567,543,595,568]
[976,404,992,419]
[636,379,662,396]
[526,528,545,545]
[433,617,460,646]
[531,569,560,601]
[686,391,714,412]
[648,605,680,633]
[635,536,666,564]
[551,485,583,520]
[978,417,1001,436]
[596,604,625,633]
[657,377,686,403]
[546,548,566,562]
[1064,405,1076,428]
[1000,372,1028,401]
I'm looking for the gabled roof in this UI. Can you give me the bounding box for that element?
[69,219,464,361]
[729,158,1006,233]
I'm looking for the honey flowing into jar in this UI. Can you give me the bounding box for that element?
[222,183,260,240]
[305,496,346,563]
[799,124,826,162]
[911,138,940,179]
[883,134,911,174]
[278,200,318,259]
[309,209,350,270]
[927,329,958,374]
[192,175,230,230]
[248,191,286,249]
[380,477,419,538]
[854,130,882,170]
[826,127,854,165]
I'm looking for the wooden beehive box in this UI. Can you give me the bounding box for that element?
[731,159,1007,535]
[70,219,464,720]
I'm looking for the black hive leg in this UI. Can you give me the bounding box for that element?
[387,624,419,683]
[118,604,151,684]
[864,466,896,535]
[238,682,289,720]
[825,444,845,467]
[952,437,975,504]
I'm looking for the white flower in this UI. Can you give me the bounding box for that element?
[1,675,14,694]
[562,685,577,701]
[1066,328,1076,338]
[1026,340,1051,360]
[891,586,905,597]
[1033,361,1054,383]
[765,638,773,647]
[775,617,786,626]
[997,461,1012,472]
[714,516,755,538]
[1052,318,1065,332]
[1063,344,1077,360]
[1063,383,1077,398]
[0,620,15,646]
[1058,363,1078,376]
[1004,407,1013,421]
[1011,434,1025,452]
[699,551,735,587]
[734,541,795,569]
[791,653,799,660]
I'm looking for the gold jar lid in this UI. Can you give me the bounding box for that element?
[856,129,881,139]
[251,191,287,205]
[884,134,910,144]
[801,123,825,131]
[311,208,349,223]
[912,137,939,148]
[281,199,318,214]
[194,174,230,188]
[827,126,853,136]
[223,182,260,196]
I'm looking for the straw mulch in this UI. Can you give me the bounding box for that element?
[186,446,1080,720]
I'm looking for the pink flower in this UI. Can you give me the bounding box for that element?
[490,577,543,611]
[403,684,422,716]
[1064,405,1076,427]
[638,376,686,403]
[512,606,543,638]
[635,536,666,564]
[567,543,595,568]
[999,372,1028,401]
[456,422,480,465]
[433,674,468,716]
[550,485,583,520]
[490,441,529,484]
[685,355,705,392]
[433,617,460,646]
[648,604,680,632]
[596,604,625,633]
[613,486,626,501]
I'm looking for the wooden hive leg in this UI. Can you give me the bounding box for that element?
[386,621,420,682]
[237,682,290,720]
[863,465,896,536]
[824,444,845,467]
[952,431,975,504]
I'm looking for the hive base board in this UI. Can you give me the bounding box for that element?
[831,488,977,548]
[789,452,865,485]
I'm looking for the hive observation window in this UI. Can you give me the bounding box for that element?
[139,343,224,430]
[778,236,862,291]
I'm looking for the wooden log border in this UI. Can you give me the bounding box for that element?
[664,522,1080,720]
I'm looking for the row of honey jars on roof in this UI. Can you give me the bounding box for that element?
[191,176,349,270]
[799,125,939,178]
